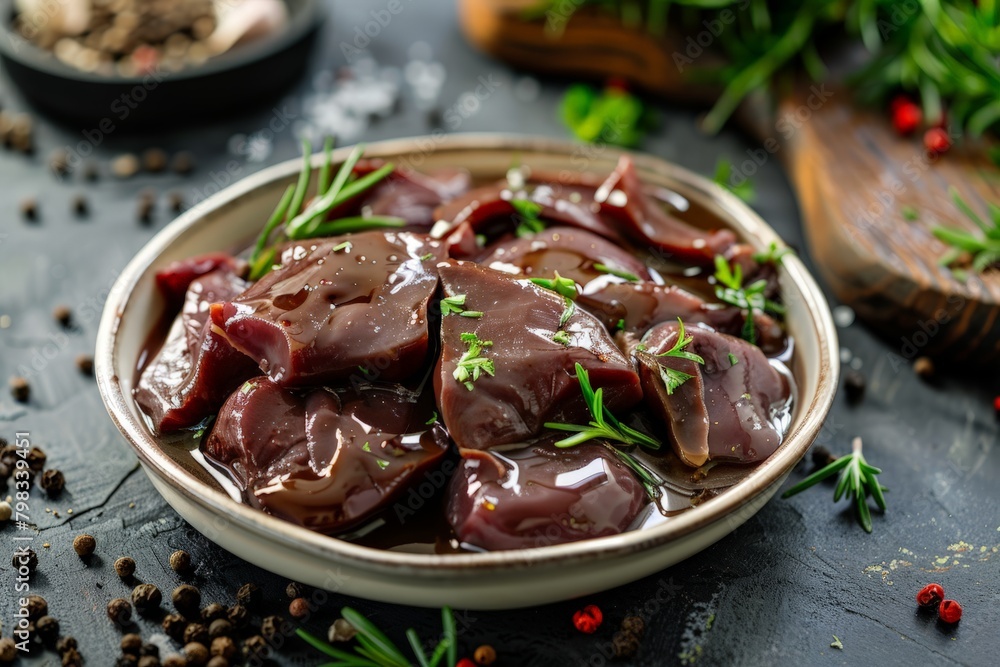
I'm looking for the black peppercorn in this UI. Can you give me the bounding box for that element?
[226,604,249,629]
[72,194,89,217]
[115,556,137,579]
[184,622,209,646]
[236,582,260,608]
[121,633,142,654]
[12,548,38,576]
[57,636,78,655]
[844,369,866,404]
[285,582,304,599]
[108,598,133,625]
[10,375,30,402]
[172,151,195,175]
[169,549,192,573]
[36,615,60,644]
[621,615,645,638]
[208,618,232,638]
[201,602,226,623]
[243,635,268,659]
[19,198,38,222]
[117,655,139,667]
[53,304,73,327]
[138,656,160,667]
[0,638,16,661]
[132,583,163,614]
[49,149,70,177]
[137,193,155,225]
[612,631,640,658]
[260,615,286,640]
[63,648,84,666]
[206,657,227,667]
[76,355,95,376]
[143,148,168,173]
[162,655,187,667]
[40,469,65,497]
[172,584,201,615]
[140,643,159,658]
[73,534,97,557]
[162,613,187,642]
[210,636,237,660]
[184,641,209,666]
[27,446,46,471]
[811,445,837,468]
[83,161,100,181]
[168,191,184,212]
[112,154,140,179]
[26,594,48,620]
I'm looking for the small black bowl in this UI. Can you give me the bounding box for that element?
[0,0,322,128]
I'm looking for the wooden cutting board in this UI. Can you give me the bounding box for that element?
[459,0,1000,367]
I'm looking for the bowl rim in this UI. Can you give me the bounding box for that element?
[0,0,321,85]
[96,133,839,576]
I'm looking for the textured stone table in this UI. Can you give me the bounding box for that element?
[1,1,997,665]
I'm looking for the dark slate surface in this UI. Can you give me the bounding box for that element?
[1,1,998,665]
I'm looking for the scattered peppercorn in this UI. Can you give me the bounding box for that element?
[328,618,357,643]
[201,602,227,623]
[20,197,38,221]
[289,597,310,619]
[83,161,100,181]
[0,501,13,523]
[473,644,497,665]
[143,148,168,173]
[132,583,163,614]
[243,635,268,659]
[206,657,227,667]
[141,643,159,658]
[163,655,187,667]
[12,547,38,575]
[53,304,73,327]
[260,615,286,640]
[49,149,70,177]
[168,191,185,213]
[138,657,160,667]
[621,615,645,638]
[63,648,84,666]
[169,549,192,573]
[913,356,935,379]
[137,192,156,225]
[572,604,603,634]
[210,636,237,660]
[184,622,210,646]
[285,581,304,599]
[112,154,140,179]
[162,613,187,641]
[236,582,261,608]
[843,369,866,404]
[26,594,48,620]
[122,633,143,654]
[208,618,233,638]
[890,96,922,136]
[27,446,46,471]
[172,151,195,175]
[10,375,30,402]
[57,636,78,654]
[73,533,97,557]
[184,642,209,666]
[172,584,201,615]
[917,583,945,608]
[924,127,951,155]
[116,657,138,667]
[108,598,133,625]
[115,556,137,579]
[938,599,962,624]
[612,630,640,658]
[226,604,249,629]
[0,638,17,662]
[71,193,89,217]
[40,469,66,497]
[36,614,60,645]
[76,354,95,376]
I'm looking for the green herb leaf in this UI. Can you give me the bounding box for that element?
[440,294,468,315]
[659,365,694,396]
[594,263,640,282]
[453,332,495,390]
[530,272,579,300]
[656,318,705,365]
[728,352,739,366]
[553,330,572,345]
[752,241,793,266]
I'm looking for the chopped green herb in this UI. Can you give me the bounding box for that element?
[831,635,844,650]
[511,198,545,237]
[362,441,371,452]
[728,353,739,366]
[420,252,435,261]
[616,318,626,331]
[425,411,438,426]
[559,297,575,327]
[713,255,785,343]
[460,311,484,319]
[659,366,695,396]
[358,366,371,376]
[594,263,640,282]
[376,459,390,469]
[332,241,353,253]
[530,272,578,300]
[453,332,495,391]
[553,330,572,345]
[440,294,468,316]
[752,241,793,266]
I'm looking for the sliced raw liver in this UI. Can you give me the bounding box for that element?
[634,322,790,467]
[447,443,647,551]
[211,231,446,386]
[434,261,642,451]
[134,265,259,433]
[204,378,448,534]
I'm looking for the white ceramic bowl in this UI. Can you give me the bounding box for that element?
[96,134,839,610]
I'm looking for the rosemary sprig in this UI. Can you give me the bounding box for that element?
[782,437,887,533]
[297,606,457,667]
[713,255,785,343]
[453,332,495,390]
[933,187,1000,275]
[654,318,705,395]
[545,363,660,450]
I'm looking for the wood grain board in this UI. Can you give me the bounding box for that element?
[459,0,1000,366]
